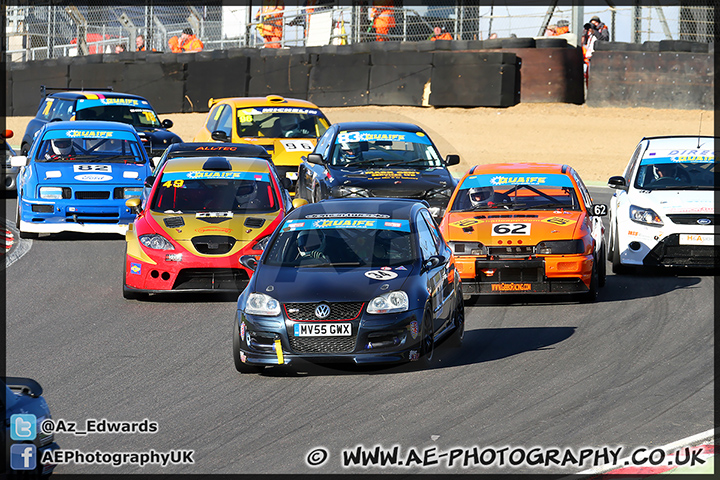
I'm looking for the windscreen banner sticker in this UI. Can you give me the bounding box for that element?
[279,139,314,152]
[363,170,420,180]
[239,107,320,116]
[161,171,270,182]
[336,130,431,145]
[543,217,575,226]
[365,270,398,280]
[640,154,715,165]
[283,219,410,232]
[76,98,149,109]
[460,174,574,189]
[73,165,112,173]
[43,130,137,141]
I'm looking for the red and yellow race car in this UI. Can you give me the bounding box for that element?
[123,155,306,299]
[440,163,607,302]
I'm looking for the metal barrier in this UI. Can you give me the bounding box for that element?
[4,3,715,62]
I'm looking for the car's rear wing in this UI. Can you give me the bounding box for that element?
[3,376,44,398]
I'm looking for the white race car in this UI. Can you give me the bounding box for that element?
[607,135,716,272]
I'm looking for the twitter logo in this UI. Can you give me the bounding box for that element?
[10,414,37,441]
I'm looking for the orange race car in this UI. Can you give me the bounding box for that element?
[440,163,608,302]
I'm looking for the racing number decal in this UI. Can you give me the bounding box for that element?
[365,270,398,280]
[73,165,111,172]
[592,204,608,216]
[42,99,54,116]
[280,140,314,152]
[491,223,531,236]
[162,179,185,188]
[237,114,252,123]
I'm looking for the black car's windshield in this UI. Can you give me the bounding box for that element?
[75,105,161,128]
[451,173,580,212]
[151,171,279,214]
[330,130,443,168]
[265,217,416,268]
[634,158,716,190]
[36,136,146,164]
[236,108,329,138]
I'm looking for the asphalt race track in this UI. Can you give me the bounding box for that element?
[4,188,714,475]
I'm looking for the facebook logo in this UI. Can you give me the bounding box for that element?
[10,444,37,470]
[10,414,37,440]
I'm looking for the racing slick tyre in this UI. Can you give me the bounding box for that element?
[233,321,264,374]
[611,231,629,275]
[598,243,607,288]
[580,262,599,303]
[16,201,37,239]
[448,297,465,348]
[419,310,435,366]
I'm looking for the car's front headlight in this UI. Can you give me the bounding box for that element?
[336,186,371,198]
[449,241,487,256]
[536,239,585,255]
[245,293,281,316]
[253,235,271,251]
[367,291,409,314]
[122,187,143,199]
[629,205,663,226]
[39,186,64,199]
[139,234,174,250]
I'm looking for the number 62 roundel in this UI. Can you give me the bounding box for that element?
[491,223,531,236]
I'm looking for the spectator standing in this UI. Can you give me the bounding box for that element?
[255,0,285,48]
[429,26,452,41]
[136,34,146,51]
[114,43,126,53]
[168,27,204,53]
[587,15,609,41]
[555,19,570,35]
[368,0,395,42]
[488,32,498,39]
[581,23,598,85]
[544,24,557,36]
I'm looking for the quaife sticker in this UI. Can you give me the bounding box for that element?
[365,270,398,280]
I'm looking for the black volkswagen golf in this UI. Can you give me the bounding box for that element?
[233,198,464,373]
[296,122,460,220]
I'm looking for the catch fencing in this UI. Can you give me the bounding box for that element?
[3,3,716,62]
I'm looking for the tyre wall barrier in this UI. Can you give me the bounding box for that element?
[587,51,713,110]
[368,51,433,106]
[429,52,519,107]
[247,53,312,100]
[6,40,713,116]
[308,53,371,107]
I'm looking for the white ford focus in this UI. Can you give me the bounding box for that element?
[607,135,716,273]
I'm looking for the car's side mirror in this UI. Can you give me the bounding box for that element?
[423,254,447,271]
[306,153,324,165]
[292,198,309,209]
[211,130,230,142]
[144,175,156,188]
[125,197,142,214]
[607,176,627,191]
[239,255,258,271]
[161,119,173,129]
[445,154,460,166]
[591,204,608,216]
[280,177,292,190]
[10,155,28,167]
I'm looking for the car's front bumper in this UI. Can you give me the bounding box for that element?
[616,221,717,268]
[19,197,137,234]
[236,309,425,366]
[456,255,593,295]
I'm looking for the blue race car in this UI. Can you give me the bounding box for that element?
[21,88,181,157]
[13,121,152,238]
[233,198,465,373]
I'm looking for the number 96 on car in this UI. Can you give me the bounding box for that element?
[294,323,352,337]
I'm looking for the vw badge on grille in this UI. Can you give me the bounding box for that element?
[315,304,331,319]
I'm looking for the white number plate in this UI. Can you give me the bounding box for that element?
[293,323,352,337]
[491,223,531,236]
[679,234,716,246]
